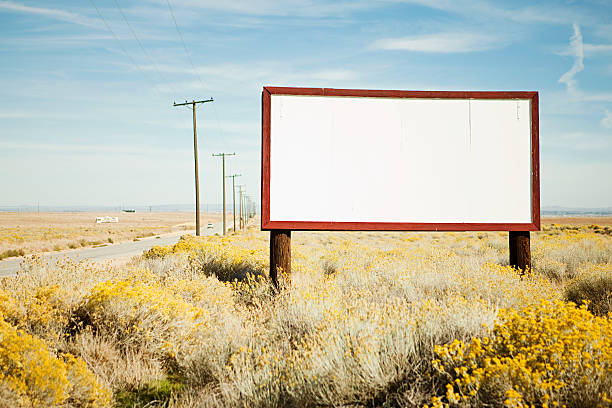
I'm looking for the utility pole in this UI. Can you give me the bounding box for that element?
[226,174,241,232]
[244,195,249,226]
[236,185,244,230]
[242,191,249,228]
[212,152,236,235]
[173,98,213,236]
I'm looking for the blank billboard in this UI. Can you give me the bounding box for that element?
[262,87,539,231]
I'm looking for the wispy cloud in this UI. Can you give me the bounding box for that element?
[559,23,584,94]
[602,110,612,129]
[160,0,590,25]
[557,42,612,57]
[0,110,81,120]
[0,140,189,155]
[0,1,99,27]
[142,118,259,134]
[303,69,359,81]
[394,0,593,25]
[0,111,29,119]
[543,131,612,153]
[147,0,376,18]
[584,43,612,54]
[142,62,359,88]
[557,23,612,102]
[371,32,500,53]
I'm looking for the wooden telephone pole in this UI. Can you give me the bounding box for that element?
[173,98,213,236]
[236,185,244,230]
[226,173,241,232]
[212,152,235,235]
[244,195,251,223]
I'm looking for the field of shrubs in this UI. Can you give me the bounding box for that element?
[0,222,610,407]
[0,212,203,260]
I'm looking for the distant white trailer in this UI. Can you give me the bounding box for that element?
[96,216,119,224]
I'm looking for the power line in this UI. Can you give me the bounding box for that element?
[165,0,206,90]
[163,0,226,143]
[89,0,163,95]
[113,0,177,95]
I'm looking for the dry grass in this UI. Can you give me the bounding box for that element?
[564,263,612,316]
[542,216,612,226]
[0,212,223,259]
[0,220,610,407]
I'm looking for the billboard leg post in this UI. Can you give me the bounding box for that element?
[270,230,291,289]
[509,231,530,273]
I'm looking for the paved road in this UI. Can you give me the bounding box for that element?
[0,222,224,277]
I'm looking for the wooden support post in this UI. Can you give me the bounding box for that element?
[270,230,291,288]
[192,102,200,236]
[509,231,530,272]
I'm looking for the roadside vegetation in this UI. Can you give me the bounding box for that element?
[0,223,610,407]
[0,212,206,259]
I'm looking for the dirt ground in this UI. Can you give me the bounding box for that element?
[0,211,225,258]
[542,216,612,226]
[2,212,610,259]
[0,211,220,229]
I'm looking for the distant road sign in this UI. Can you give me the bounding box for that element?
[261,87,539,231]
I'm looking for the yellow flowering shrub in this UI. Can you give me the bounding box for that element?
[144,234,267,282]
[76,277,212,360]
[142,244,173,259]
[63,353,112,407]
[565,263,612,316]
[0,319,110,407]
[1,224,609,406]
[0,289,19,321]
[0,285,71,344]
[430,299,612,408]
[532,227,612,281]
[0,318,69,406]
[168,276,233,307]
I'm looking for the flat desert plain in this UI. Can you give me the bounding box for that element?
[0,211,223,258]
[0,215,610,407]
[542,216,612,226]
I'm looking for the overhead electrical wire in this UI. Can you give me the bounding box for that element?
[113,0,178,95]
[164,0,227,142]
[165,0,206,90]
[89,0,163,95]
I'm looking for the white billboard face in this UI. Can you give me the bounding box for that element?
[262,88,539,231]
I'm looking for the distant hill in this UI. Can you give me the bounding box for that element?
[542,206,612,216]
[0,203,232,213]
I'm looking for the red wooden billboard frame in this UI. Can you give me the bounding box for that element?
[261,86,540,232]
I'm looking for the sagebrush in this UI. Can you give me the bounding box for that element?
[0,224,610,407]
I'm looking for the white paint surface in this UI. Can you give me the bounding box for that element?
[269,95,533,224]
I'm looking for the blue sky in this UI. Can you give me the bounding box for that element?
[0,0,611,209]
